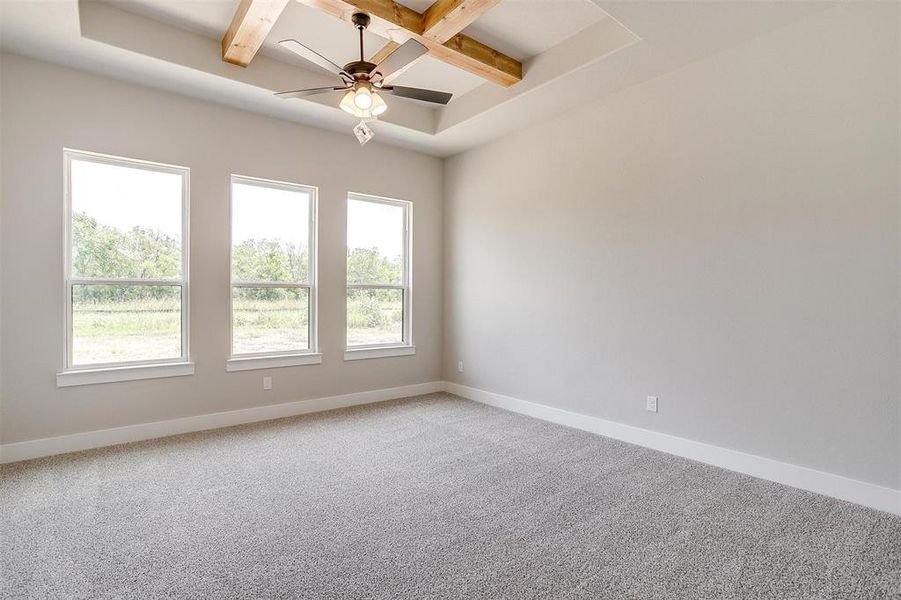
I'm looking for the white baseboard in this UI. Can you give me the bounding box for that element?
[4,379,898,517]
[443,381,901,516]
[0,381,443,464]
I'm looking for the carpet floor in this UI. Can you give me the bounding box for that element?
[2,393,899,599]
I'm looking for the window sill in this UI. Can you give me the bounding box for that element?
[57,362,195,387]
[226,353,322,372]
[344,345,416,361]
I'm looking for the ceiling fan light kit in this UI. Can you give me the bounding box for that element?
[276,12,453,145]
[339,82,387,119]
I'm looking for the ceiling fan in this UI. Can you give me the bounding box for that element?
[276,12,453,143]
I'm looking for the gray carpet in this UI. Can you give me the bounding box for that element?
[2,393,899,599]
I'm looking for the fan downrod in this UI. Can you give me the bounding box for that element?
[346,13,375,79]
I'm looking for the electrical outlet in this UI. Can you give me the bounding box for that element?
[646,396,658,413]
[263,376,272,391]
[457,361,464,373]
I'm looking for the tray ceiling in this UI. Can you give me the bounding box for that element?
[0,0,831,156]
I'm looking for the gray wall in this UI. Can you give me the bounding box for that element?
[443,4,900,489]
[2,4,899,491]
[0,53,443,444]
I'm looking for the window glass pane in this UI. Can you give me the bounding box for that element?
[232,287,309,355]
[72,284,181,365]
[71,159,183,279]
[347,199,404,285]
[232,181,311,283]
[346,288,403,346]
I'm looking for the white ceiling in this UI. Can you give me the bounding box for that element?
[0,0,834,156]
[110,0,608,99]
[462,0,605,61]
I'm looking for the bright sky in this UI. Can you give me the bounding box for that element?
[347,198,404,259]
[232,182,309,248]
[71,159,183,240]
[71,159,404,258]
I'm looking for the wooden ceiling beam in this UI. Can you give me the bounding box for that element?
[421,0,503,44]
[222,0,290,67]
[296,0,521,87]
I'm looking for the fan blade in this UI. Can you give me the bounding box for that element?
[383,85,452,105]
[275,87,348,99]
[369,39,428,81]
[278,39,349,80]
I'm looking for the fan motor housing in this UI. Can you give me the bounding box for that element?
[344,61,377,79]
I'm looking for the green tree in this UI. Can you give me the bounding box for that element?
[346,248,403,332]
[72,212,181,302]
[346,247,402,284]
[232,238,309,300]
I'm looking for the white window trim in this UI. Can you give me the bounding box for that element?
[57,362,195,388]
[344,345,416,361]
[226,353,323,372]
[228,175,319,372]
[58,149,191,387]
[345,192,414,358]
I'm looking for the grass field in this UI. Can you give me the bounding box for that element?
[232,292,310,355]
[72,297,181,364]
[71,296,403,364]
[346,289,403,346]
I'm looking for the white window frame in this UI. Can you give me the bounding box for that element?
[344,192,414,361]
[57,149,192,387]
[226,175,321,372]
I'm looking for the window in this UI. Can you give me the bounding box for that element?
[59,150,191,386]
[345,193,413,360]
[227,175,319,371]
